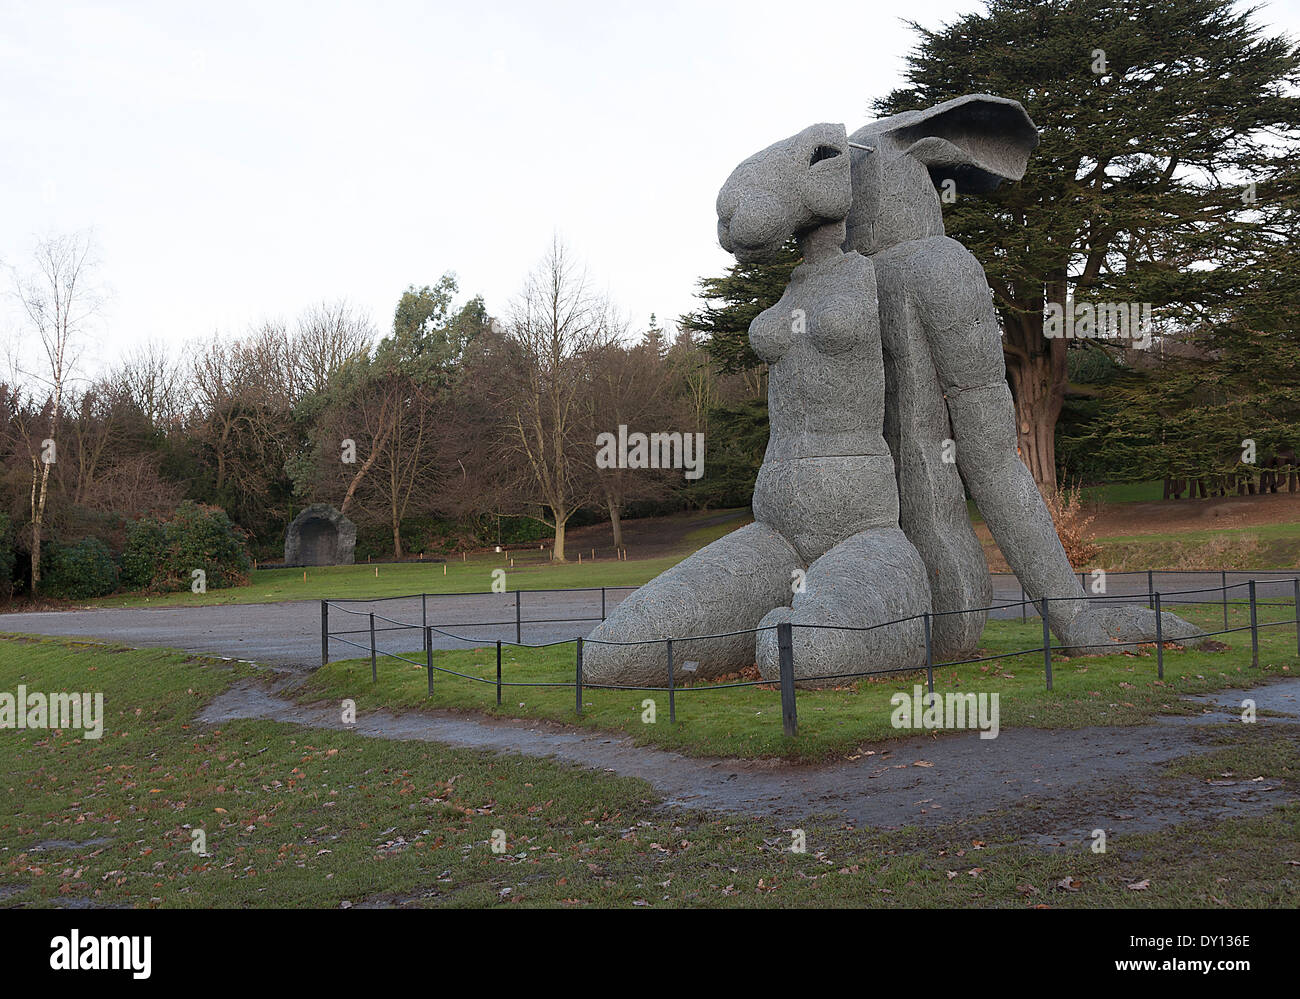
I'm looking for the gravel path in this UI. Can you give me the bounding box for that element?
[198,673,1300,835]
[5,578,1296,833]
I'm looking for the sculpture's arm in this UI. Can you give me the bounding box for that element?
[913,236,1087,638]
[903,235,1205,652]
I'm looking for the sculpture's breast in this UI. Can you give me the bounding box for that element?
[806,296,864,356]
[749,304,794,364]
[750,254,875,364]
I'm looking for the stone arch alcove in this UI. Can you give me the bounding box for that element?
[284,504,357,567]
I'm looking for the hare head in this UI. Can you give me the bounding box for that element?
[845,94,1039,255]
[716,122,853,262]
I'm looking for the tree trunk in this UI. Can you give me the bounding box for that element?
[608,500,623,549]
[30,457,46,593]
[553,516,567,563]
[1003,297,1068,493]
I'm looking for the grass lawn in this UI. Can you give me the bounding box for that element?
[1097,521,1300,571]
[83,527,1300,614]
[86,552,677,609]
[83,507,757,609]
[966,481,1166,523]
[301,600,1300,762]
[1081,480,1166,505]
[48,494,1296,609]
[2,633,1296,908]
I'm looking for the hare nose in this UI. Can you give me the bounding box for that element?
[718,219,734,254]
[726,190,785,251]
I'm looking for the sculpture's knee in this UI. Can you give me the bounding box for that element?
[583,521,801,686]
[754,528,930,687]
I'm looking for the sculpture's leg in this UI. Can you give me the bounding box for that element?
[754,527,931,688]
[874,247,990,659]
[913,236,1203,652]
[582,521,802,688]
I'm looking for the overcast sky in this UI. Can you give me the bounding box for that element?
[4,0,1300,379]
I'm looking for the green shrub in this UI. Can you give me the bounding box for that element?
[492,516,556,545]
[168,502,251,589]
[121,502,252,592]
[349,512,587,562]
[121,517,169,589]
[43,537,119,600]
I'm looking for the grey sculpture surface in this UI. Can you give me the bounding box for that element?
[585,123,931,687]
[846,94,1201,655]
[285,504,357,567]
[584,96,1202,687]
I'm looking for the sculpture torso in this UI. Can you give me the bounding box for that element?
[748,250,900,562]
[750,250,889,460]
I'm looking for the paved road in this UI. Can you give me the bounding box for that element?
[1,571,1293,667]
[0,589,636,668]
[986,569,1299,619]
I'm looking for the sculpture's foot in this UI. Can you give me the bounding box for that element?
[582,521,801,688]
[1058,603,1208,657]
[755,527,931,689]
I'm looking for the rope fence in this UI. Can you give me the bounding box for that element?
[320,572,1300,736]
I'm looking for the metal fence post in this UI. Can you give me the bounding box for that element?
[426,626,434,695]
[1154,592,1164,680]
[1020,583,1026,622]
[1294,578,1299,658]
[1041,597,1053,691]
[1222,570,1229,633]
[575,637,583,717]
[422,592,427,636]
[320,600,329,668]
[495,640,502,705]
[1249,579,1259,668]
[924,612,934,696]
[777,622,797,737]
[1147,570,1154,611]
[667,638,676,724]
[601,587,606,622]
[369,612,377,683]
[515,589,522,645]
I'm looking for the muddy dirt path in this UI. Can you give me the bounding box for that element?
[198,675,1300,841]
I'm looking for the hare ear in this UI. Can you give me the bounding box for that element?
[888,94,1038,195]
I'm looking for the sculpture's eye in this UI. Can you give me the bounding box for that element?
[809,144,842,166]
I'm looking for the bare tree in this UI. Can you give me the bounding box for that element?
[503,238,618,561]
[188,333,248,493]
[186,325,298,528]
[356,376,451,557]
[60,382,124,505]
[295,300,375,399]
[668,328,718,434]
[9,232,99,594]
[112,340,186,429]
[589,340,675,548]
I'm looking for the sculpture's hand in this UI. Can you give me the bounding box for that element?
[1058,604,1207,657]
